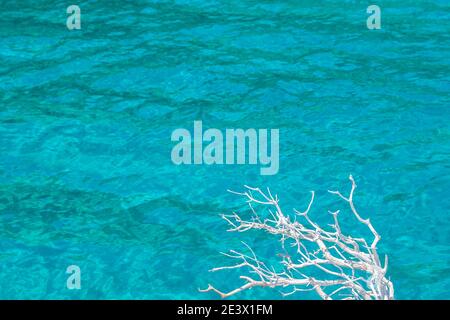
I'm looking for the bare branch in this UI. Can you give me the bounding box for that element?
[201,176,394,300]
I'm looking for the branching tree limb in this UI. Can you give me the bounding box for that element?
[200,175,394,300]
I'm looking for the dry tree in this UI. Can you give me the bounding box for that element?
[200,175,394,300]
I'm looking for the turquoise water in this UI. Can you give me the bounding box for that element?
[0,0,449,299]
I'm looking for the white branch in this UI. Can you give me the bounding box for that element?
[201,175,394,300]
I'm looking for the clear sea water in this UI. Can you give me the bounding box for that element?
[0,1,449,299]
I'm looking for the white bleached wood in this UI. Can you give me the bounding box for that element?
[200,175,394,300]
